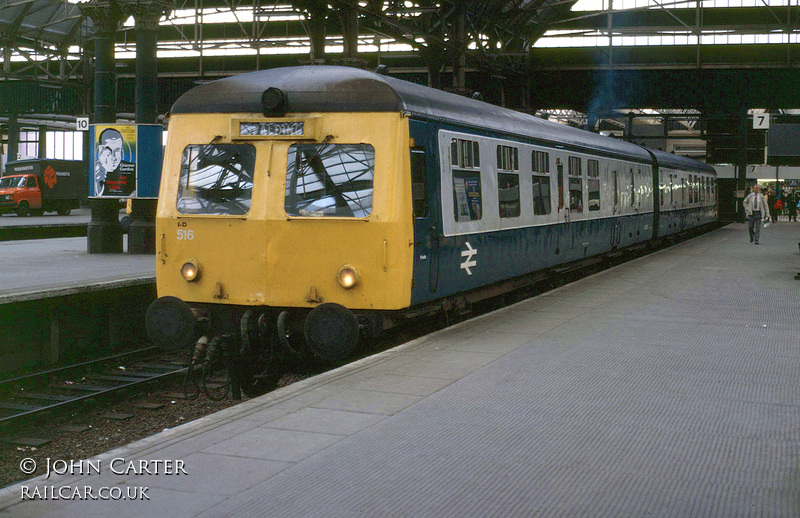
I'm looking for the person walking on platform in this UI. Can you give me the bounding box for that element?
[788,190,798,222]
[744,185,769,245]
[766,188,778,223]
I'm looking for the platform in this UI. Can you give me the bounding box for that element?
[0,207,90,228]
[0,235,155,303]
[1,222,799,516]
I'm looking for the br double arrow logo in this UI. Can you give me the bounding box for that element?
[460,242,477,276]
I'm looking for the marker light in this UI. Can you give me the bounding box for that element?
[181,259,201,282]
[337,265,359,289]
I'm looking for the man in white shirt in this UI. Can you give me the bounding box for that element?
[744,184,769,245]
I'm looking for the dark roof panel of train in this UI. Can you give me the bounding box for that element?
[649,148,716,174]
[171,66,652,162]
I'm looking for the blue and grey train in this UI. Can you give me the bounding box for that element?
[146,65,717,385]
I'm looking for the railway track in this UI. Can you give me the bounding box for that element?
[0,347,187,426]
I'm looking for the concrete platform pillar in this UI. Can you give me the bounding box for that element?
[128,198,157,254]
[80,1,123,253]
[126,1,170,255]
[87,198,122,254]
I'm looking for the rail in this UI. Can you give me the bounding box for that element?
[0,347,186,425]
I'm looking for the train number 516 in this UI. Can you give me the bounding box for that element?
[177,229,194,240]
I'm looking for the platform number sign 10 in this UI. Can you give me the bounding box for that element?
[753,113,770,130]
[76,117,89,131]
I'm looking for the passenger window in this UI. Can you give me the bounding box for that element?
[452,138,480,168]
[498,173,520,218]
[411,147,428,218]
[669,174,674,205]
[681,178,687,206]
[26,177,36,188]
[532,150,549,174]
[613,171,619,211]
[532,175,551,215]
[630,169,635,207]
[701,176,705,203]
[497,145,519,219]
[568,156,582,212]
[587,159,600,211]
[285,143,374,218]
[557,161,565,211]
[695,176,700,203]
[496,145,519,172]
[452,138,482,222]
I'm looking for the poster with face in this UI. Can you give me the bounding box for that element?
[93,125,137,197]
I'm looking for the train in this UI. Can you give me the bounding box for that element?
[145,65,717,395]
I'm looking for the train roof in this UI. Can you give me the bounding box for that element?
[172,66,705,166]
[648,148,716,174]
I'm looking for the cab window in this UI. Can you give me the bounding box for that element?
[177,144,255,215]
[285,143,375,218]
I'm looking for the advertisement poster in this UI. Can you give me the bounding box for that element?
[453,173,482,221]
[93,124,137,197]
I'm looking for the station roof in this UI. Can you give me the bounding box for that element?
[0,0,89,49]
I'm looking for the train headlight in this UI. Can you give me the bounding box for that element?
[181,259,201,282]
[337,265,359,289]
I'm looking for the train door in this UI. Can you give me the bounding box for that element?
[557,160,568,223]
[651,164,660,238]
[610,170,621,248]
[680,176,687,229]
[409,120,441,302]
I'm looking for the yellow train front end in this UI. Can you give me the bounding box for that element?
[147,108,414,363]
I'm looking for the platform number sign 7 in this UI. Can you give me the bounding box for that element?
[753,113,770,130]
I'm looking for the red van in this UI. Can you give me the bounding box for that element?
[0,159,86,216]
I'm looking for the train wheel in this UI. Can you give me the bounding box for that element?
[182,363,201,400]
[239,367,280,398]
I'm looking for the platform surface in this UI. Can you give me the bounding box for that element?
[0,235,155,303]
[0,207,91,228]
[2,222,799,517]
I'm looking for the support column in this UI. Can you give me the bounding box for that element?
[7,113,19,162]
[333,4,365,68]
[452,3,467,93]
[132,3,163,124]
[80,2,124,254]
[338,7,358,59]
[736,106,748,222]
[38,125,47,158]
[297,1,327,63]
[127,1,170,254]
[421,45,447,90]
